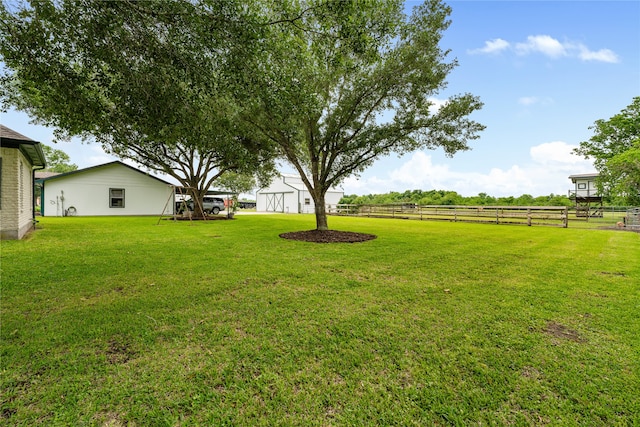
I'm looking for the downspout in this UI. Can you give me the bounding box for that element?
[32,165,45,225]
[41,181,45,217]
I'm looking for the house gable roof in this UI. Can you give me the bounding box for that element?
[1,125,35,142]
[36,160,174,186]
[0,125,47,168]
[569,173,599,182]
[258,173,343,193]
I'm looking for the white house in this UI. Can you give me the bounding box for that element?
[0,125,47,239]
[37,161,175,217]
[568,173,600,199]
[569,172,603,218]
[256,173,344,213]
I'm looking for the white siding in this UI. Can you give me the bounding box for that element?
[573,178,599,198]
[256,174,344,213]
[41,163,174,216]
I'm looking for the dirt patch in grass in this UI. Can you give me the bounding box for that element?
[93,412,126,427]
[521,366,542,379]
[598,271,626,277]
[543,321,585,343]
[279,229,377,243]
[105,337,135,364]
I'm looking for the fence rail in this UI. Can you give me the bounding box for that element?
[330,204,569,227]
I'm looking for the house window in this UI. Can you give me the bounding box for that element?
[578,183,587,189]
[109,188,125,208]
[304,198,311,205]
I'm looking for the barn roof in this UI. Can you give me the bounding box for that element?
[281,173,343,193]
[35,160,174,186]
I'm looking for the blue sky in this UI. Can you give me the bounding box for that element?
[2,1,639,198]
[341,0,640,197]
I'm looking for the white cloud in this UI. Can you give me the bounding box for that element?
[470,35,619,63]
[468,38,510,55]
[518,96,554,106]
[516,35,567,58]
[518,96,538,106]
[342,141,594,197]
[530,141,588,167]
[576,45,619,63]
[388,152,453,188]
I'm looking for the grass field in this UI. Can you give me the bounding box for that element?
[1,214,639,425]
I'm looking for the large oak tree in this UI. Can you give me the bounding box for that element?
[0,0,275,217]
[3,0,484,226]
[237,0,484,230]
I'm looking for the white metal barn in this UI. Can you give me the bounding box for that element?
[38,161,175,217]
[256,173,344,214]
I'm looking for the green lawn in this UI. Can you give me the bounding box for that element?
[1,215,639,425]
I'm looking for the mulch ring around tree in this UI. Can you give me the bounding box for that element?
[279,229,377,243]
[169,215,233,221]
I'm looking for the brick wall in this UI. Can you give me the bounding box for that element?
[0,147,35,239]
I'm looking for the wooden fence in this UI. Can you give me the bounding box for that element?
[330,204,569,228]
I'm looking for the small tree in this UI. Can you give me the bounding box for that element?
[238,0,484,231]
[216,171,268,214]
[36,144,78,204]
[574,97,640,205]
[41,145,77,174]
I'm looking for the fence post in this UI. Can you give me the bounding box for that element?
[527,208,532,226]
[563,207,568,228]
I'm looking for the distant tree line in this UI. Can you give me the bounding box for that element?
[339,190,575,207]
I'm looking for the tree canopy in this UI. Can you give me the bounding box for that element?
[2,0,483,226]
[574,97,640,205]
[237,0,484,230]
[0,0,275,217]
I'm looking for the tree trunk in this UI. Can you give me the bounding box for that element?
[313,191,329,231]
[190,187,206,219]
